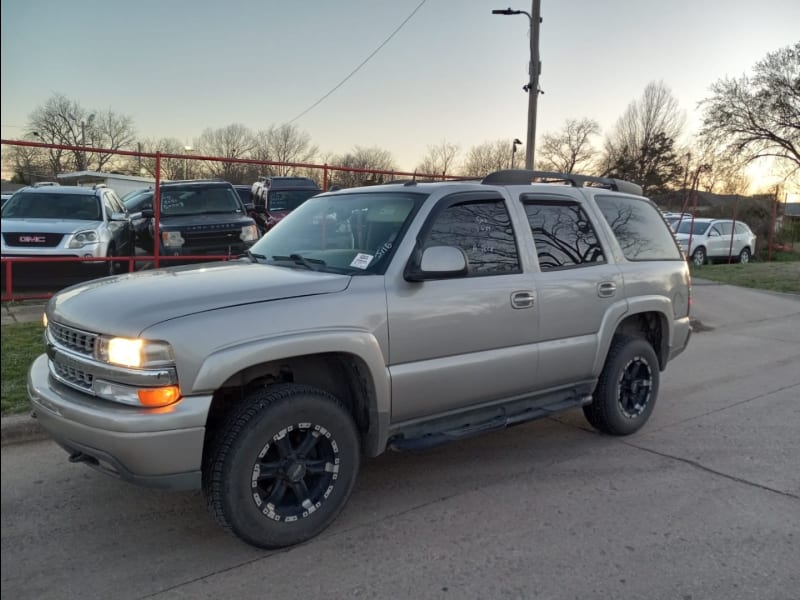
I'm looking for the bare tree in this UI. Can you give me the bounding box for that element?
[195,124,257,183]
[461,140,513,177]
[26,93,135,173]
[415,140,460,179]
[2,137,52,183]
[329,146,397,188]
[700,42,800,177]
[132,138,191,181]
[538,118,600,173]
[601,81,686,194]
[253,124,318,177]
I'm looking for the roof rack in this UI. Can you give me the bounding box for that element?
[481,169,643,196]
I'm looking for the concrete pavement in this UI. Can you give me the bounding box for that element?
[1,280,798,600]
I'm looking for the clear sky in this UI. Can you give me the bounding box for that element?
[1,0,798,172]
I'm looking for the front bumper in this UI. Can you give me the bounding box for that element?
[28,354,212,490]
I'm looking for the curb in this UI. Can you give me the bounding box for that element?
[1,413,49,446]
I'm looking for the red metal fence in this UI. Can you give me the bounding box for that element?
[1,139,466,301]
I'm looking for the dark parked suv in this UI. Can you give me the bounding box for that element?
[255,176,321,232]
[123,180,260,260]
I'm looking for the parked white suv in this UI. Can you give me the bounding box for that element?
[673,218,756,265]
[1,184,135,275]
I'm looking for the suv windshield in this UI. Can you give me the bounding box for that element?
[249,191,426,274]
[675,221,710,235]
[2,192,101,220]
[160,185,242,216]
[268,189,320,212]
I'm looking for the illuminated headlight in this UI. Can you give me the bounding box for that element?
[94,336,175,368]
[68,230,99,248]
[161,231,185,247]
[240,224,259,242]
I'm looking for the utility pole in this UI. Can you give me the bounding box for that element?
[526,0,541,170]
[492,1,542,170]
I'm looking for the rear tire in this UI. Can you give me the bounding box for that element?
[738,247,751,264]
[583,335,660,436]
[203,383,360,549]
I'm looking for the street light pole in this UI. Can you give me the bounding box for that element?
[492,1,542,170]
[511,138,522,168]
[76,113,95,171]
[184,146,193,180]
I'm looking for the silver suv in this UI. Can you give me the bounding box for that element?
[1,184,134,275]
[29,169,691,549]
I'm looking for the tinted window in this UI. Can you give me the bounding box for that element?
[675,220,711,235]
[2,192,101,221]
[523,201,605,270]
[159,185,242,216]
[124,191,154,212]
[268,189,319,212]
[424,199,520,276]
[596,195,682,261]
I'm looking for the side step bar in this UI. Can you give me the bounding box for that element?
[388,394,592,452]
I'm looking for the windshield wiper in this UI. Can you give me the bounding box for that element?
[270,254,327,271]
[247,250,267,263]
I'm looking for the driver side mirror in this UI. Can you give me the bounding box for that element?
[141,208,154,219]
[404,245,468,282]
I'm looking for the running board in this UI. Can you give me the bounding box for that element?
[388,394,592,452]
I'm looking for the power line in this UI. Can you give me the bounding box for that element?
[287,0,429,125]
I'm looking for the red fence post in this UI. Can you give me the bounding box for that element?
[768,187,778,262]
[323,163,329,191]
[727,198,738,264]
[154,151,162,268]
[4,261,12,301]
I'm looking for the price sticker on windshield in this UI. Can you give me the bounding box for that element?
[350,253,373,269]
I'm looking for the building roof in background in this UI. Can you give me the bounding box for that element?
[56,171,155,184]
[784,203,800,217]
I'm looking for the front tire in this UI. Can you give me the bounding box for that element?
[583,335,660,436]
[691,247,707,266]
[204,383,360,549]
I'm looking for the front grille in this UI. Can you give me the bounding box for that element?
[3,232,64,247]
[52,360,94,391]
[49,322,98,356]
[182,230,242,250]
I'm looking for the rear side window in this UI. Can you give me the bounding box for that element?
[735,222,750,234]
[523,201,605,270]
[596,195,682,261]
[424,199,520,276]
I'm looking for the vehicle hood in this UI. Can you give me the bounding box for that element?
[158,213,255,230]
[1,218,99,234]
[47,261,351,336]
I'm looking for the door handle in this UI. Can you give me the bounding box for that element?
[597,281,617,298]
[511,290,535,309]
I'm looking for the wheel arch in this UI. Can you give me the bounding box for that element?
[194,332,391,457]
[594,299,673,374]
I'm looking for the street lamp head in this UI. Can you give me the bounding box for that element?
[492,8,519,15]
[513,139,522,146]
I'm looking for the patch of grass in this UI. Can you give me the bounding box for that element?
[691,259,800,294]
[1,322,44,415]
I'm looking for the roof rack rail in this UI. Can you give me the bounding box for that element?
[93,183,108,190]
[481,169,643,196]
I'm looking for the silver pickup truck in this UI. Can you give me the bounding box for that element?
[29,169,691,549]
